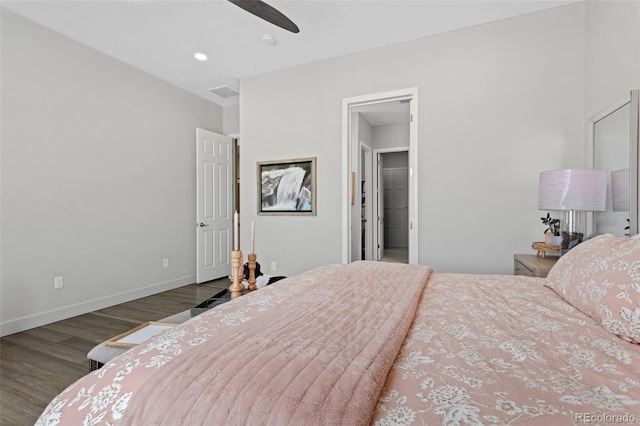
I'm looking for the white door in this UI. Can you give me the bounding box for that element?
[196,128,233,283]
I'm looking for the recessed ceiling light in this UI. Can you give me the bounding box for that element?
[194,52,208,61]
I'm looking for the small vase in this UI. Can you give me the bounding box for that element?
[551,236,563,246]
[545,232,553,245]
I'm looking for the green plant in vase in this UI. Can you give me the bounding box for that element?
[541,213,561,245]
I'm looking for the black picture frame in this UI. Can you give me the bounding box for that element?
[257,157,317,216]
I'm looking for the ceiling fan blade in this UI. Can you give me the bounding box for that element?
[229,0,300,34]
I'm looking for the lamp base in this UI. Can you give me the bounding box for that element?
[561,210,585,254]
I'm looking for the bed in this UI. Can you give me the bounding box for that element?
[36,234,640,425]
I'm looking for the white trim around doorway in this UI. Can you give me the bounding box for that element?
[341,87,419,264]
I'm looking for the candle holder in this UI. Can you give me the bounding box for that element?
[248,253,257,292]
[229,250,244,300]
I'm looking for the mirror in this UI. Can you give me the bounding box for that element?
[588,89,639,237]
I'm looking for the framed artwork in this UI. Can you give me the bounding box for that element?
[257,157,317,215]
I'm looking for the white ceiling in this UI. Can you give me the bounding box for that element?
[354,101,411,126]
[2,0,577,107]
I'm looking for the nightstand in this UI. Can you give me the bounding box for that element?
[513,254,559,278]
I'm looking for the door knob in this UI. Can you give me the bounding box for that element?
[198,222,209,227]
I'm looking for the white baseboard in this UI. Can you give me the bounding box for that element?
[0,275,196,337]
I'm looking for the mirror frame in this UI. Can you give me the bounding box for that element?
[587,89,639,236]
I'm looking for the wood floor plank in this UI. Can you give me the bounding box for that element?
[0,278,228,426]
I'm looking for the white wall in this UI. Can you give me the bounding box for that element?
[585,0,640,234]
[372,123,409,150]
[223,104,240,135]
[240,4,586,275]
[585,0,640,118]
[0,11,223,336]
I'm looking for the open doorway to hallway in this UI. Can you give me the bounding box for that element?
[342,87,419,265]
[352,102,410,263]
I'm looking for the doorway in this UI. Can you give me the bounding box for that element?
[196,128,234,283]
[379,151,409,263]
[341,87,419,264]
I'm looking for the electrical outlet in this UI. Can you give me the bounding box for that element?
[163,258,169,268]
[271,261,277,272]
[54,276,64,289]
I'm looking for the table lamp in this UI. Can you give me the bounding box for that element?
[538,169,607,254]
[611,169,630,212]
[612,168,630,235]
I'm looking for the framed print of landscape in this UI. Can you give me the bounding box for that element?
[257,157,316,216]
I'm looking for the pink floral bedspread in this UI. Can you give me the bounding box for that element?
[371,273,640,425]
[36,267,640,425]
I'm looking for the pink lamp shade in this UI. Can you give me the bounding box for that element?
[611,168,630,212]
[538,169,607,212]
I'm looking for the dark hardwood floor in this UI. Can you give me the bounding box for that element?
[0,278,228,425]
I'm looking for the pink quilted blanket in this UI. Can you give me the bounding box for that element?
[36,261,431,425]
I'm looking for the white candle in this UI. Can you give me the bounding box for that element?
[251,221,255,254]
[234,210,239,251]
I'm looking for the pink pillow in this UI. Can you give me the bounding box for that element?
[545,234,640,344]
